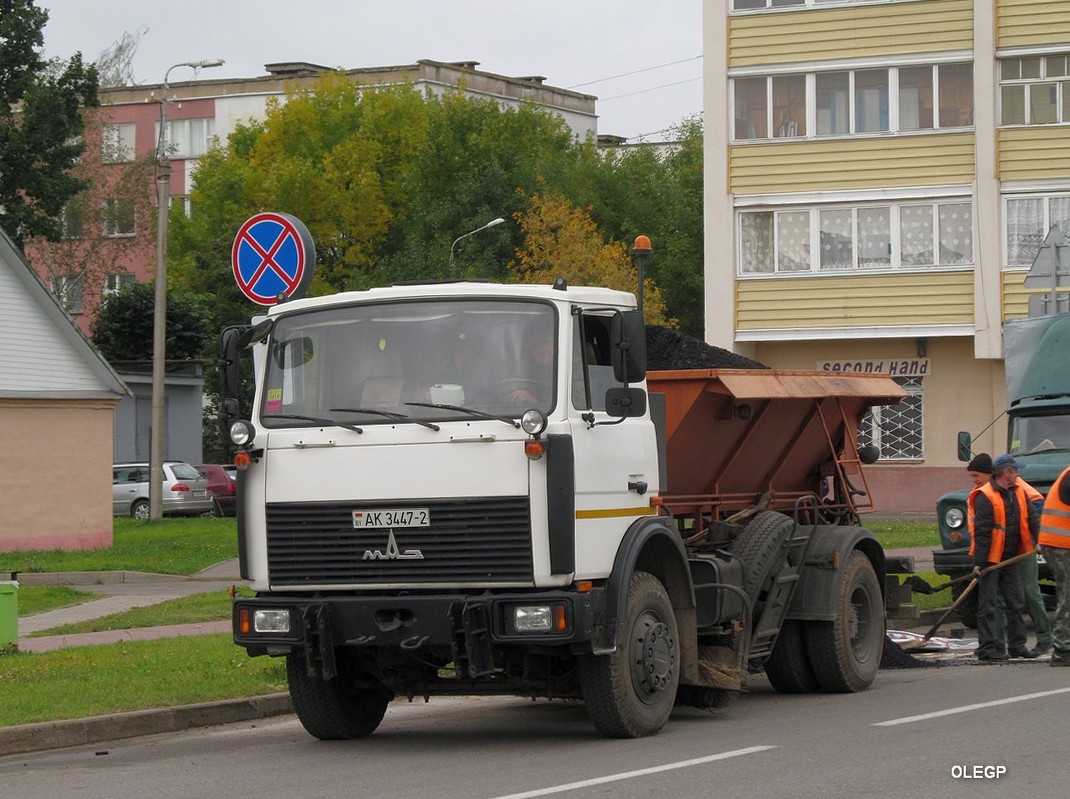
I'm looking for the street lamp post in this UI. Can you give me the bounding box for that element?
[449,217,505,265]
[149,58,224,521]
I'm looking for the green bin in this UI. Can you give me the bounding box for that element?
[0,579,18,651]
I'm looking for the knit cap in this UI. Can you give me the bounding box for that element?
[966,453,993,474]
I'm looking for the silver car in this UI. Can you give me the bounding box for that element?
[112,461,214,519]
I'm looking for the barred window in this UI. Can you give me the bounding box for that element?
[859,376,923,460]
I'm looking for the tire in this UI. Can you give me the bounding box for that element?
[764,620,819,694]
[950,582,978,629]
[730,511,793,616]
[579,572,680,738]
[806,551,884,693]
[130,499,150,520]
[286,652,390,740]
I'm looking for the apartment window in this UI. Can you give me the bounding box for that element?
[52,275,84,314]
[103,198,136,237]
[60,195,88,239]
[1006,194,1070,266]
[104,272,136,296]
[102,123,136,163]
[158,117,216,158]
[859,376,924,460]
[739,200,972,274]
[1000,55,1070,125]
[734,63,972,141]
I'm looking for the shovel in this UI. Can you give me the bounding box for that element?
[911,547,1040,646]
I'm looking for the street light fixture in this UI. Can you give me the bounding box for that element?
[449,217,505,265]
[149,58,224,521]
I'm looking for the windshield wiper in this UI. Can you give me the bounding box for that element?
[263,413,363,434]
[405,402,520,428]
[331,407,440,432]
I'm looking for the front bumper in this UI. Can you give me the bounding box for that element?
[233,589,604,656]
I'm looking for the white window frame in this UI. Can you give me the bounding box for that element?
[52,275,84,314]
[103,197,136,238]
[102,123,136,164]
[1003,191,1070,268]
[103,272,136,296]
[156,117,216,159]
[999,53,1070,126]
[731,61,973,143]
[737,196,974,275]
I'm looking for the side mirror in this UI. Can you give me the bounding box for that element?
[957,431,972,462]
[219,326,243,400]
[605,387,647,418]
[611,310,646,383]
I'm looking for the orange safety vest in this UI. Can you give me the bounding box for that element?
[966,477,1042,544]
[1039,466,1070,550]
[967,480,1035,561]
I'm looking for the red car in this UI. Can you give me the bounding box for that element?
[196,464,238,517]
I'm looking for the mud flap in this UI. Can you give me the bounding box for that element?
[453,602,496,677]
[303,604,338,680]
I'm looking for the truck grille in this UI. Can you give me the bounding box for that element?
[265,497,533,585]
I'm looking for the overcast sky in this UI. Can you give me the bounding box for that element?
[40,0,704,142]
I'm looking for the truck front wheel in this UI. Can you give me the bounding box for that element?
[806,551,884,693]
[286,651,390,740]
[579,571,679,738]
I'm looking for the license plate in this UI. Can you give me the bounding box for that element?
[193,490,207,498]
[353,508,430,528]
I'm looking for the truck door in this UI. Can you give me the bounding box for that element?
[567,312,659,577]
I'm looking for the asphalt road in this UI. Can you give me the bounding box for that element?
[2,659,1065,799]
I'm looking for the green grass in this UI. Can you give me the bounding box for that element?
[867,519,939,550]
[3,517,237,576]
[0,635,286,727]
[17,585,98,616]
[898,570,952,611]
[27,588,253,637]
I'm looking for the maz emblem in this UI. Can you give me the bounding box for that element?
[362,530,424,560]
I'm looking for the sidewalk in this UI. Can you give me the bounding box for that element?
[0,548,953,757]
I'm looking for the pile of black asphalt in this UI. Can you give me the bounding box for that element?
[646,325,768,371]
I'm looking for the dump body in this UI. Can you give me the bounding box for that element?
[649,369,906,525]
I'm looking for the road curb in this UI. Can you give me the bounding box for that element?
[0,693,293,757]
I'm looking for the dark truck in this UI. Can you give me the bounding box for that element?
[933,313,1070,626]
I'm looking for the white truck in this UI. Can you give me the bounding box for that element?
[220,278,904,739]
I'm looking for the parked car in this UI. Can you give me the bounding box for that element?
[112,461,213,519]
[196,463,238,517]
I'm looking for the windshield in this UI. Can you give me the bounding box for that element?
[260,299,557,427]
[1009,412,1070,455]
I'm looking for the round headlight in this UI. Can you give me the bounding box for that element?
[520,409,547,436]
[230,419,256,446]
[944,507,965,530]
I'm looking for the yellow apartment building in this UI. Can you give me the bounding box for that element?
[704,0,1070,512]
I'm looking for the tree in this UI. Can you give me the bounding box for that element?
[510,191,673,327]
[0,0,99,247]
[91,281,212,365]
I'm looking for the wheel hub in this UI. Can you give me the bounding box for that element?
[632,615,675,697]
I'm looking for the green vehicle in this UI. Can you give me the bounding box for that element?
[933,314,1070,626]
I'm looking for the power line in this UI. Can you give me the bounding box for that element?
[567,55,703,90]
[599,75,702,103]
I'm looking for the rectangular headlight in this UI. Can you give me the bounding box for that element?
[254,608,291,634]
[513,605,553,633]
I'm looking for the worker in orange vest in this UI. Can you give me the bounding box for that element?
[967,453,1053,655]
[969,454,1040,662]
[1039,464,1070,667]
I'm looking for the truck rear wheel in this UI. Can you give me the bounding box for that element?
[764,620,819,694]
[286,652,390,739]
[806,551,884,693]
[730,511,793,615]
[579,571,679,738]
